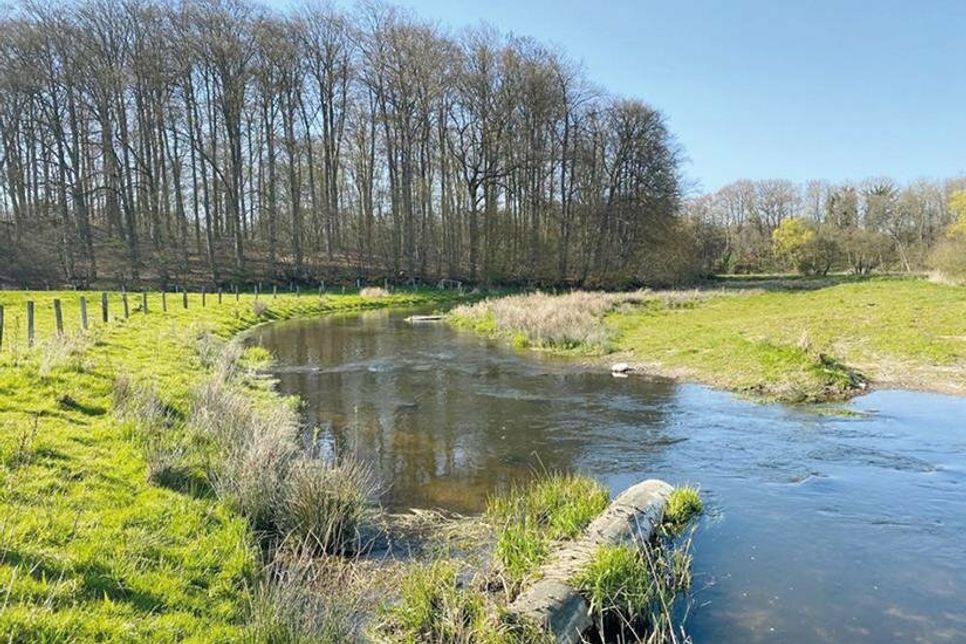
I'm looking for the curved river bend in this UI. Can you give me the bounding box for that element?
[249,309,966,643]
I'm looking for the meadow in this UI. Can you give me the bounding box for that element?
[0,288,455,641]
[450,276,966,402]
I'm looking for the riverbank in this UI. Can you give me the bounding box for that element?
[0,288,701,642]
[450,277,966,402]
[0,289,457,640]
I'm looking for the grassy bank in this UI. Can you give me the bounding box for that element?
[0,288,456,641]
[450,277,966,402]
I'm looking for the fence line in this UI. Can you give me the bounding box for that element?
[0,281,453,352]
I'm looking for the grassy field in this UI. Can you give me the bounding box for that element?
[452,277,966,402]
[0,288,456,641]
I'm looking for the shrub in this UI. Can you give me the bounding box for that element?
[276,457,378,555]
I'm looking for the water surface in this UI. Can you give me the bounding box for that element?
[249,309,966,643]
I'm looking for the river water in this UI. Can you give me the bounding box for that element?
[249,308,966,643]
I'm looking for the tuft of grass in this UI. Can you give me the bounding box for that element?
[572,544,653,622]
[277,457,378,555]
[663,486,703,532]
[571,539,694,643]
[379,559,496,643]
[249,548,361,643]
[360,286,390,298]
[37,332,91,379]
[486,473,609,591]
[449,291,653,353]
[252,300,270,317]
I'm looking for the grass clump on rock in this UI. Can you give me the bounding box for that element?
[571,540,693,643]
[663,485,703,532]
[486,473,609,592]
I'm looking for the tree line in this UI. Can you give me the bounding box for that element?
[686,177,966,276]
[0,0,688,289]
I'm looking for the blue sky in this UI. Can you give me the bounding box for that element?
[283,0,966,192]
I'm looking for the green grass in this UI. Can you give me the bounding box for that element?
[662,486,703,532]
[450,277,966,402]
[486,473,609,592]
[0,288,459,641]
[379,559,492,643]
[608,276,966,401]
[571,545,654,622]
[570,540,693,642]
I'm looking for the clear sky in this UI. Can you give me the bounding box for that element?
[287,0,966,193]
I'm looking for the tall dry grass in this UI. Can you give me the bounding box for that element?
[451,291,650,351]
[360,286,389,298]
[278,458,379,555]
[249,546,363,643]
[189,342,377,547]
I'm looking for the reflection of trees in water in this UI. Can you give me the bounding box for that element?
[262,312,677,513]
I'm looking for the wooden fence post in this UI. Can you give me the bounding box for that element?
[26,301,35,347]
[202,288,207,307]
[53,299,63,335]
[254,285,259,300]
[101,292,109,323]
[218,288,223,304]
[122,291,129,319]
[80,297,88,330]
[142,292,148,314]
[182,289,188,309]
[162,289,168,312]
[272,285,277,299]
[0,304,5,352]
[234,285,239,302]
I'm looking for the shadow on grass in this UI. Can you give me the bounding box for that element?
[698,273,917,293]
[1,548,170,613]
[151,465,216,500]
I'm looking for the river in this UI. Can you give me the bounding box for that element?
[248,308,966,643]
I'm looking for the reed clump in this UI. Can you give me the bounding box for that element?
[360,286,390,298]
[450,291,651,352]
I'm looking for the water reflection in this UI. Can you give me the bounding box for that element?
[253,309,678,511]
[250,309,966,643]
